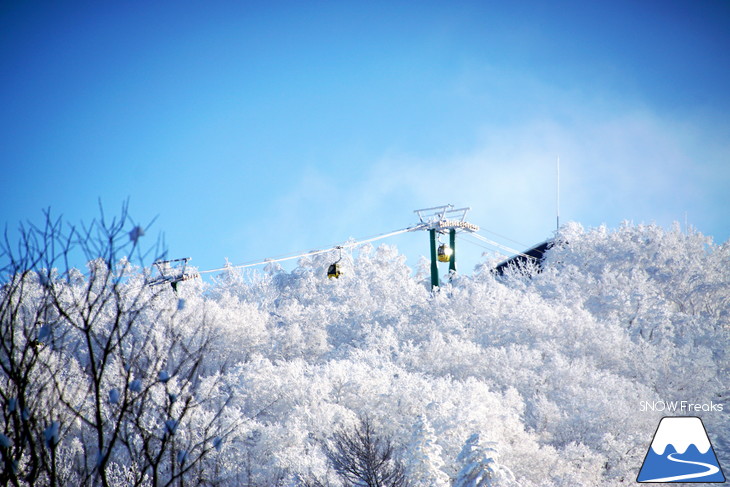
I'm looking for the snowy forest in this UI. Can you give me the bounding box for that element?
[1,206,728,486]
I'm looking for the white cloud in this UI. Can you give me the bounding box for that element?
[253,100,729,274]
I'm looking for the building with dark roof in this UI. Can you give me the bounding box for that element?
[494,240,552,275]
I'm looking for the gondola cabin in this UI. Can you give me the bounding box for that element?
[437,243,453,262]
[327,262,341,279]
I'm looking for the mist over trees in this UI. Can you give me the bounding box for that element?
[1,207,728,486]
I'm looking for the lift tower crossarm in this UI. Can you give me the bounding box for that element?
[413,205,479,232]
[414,204,454,224]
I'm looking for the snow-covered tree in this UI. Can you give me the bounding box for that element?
[404,415,449,486]
[453,434,515,487]
[0,204,236,487]
[3,206,727,486]
[324,416,408,487]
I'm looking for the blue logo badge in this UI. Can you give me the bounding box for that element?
[637,416,725,483]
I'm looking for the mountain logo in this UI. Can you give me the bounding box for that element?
[637,416,725,483]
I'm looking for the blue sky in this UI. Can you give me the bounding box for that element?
[2,0,729,276]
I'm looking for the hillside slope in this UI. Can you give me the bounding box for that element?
[3,222,727,486]
[190,222,727,485]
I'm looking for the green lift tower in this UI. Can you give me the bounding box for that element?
[413,205,479,289]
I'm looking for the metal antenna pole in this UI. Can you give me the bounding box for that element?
[556,155,560,232]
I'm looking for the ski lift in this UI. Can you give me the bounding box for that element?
[437,243,453,262]
[436,234,453,262]
[327,262,341,279]
[327,247,343,279]
[150,258,199,292]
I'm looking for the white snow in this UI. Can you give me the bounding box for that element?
[3,221,728,486]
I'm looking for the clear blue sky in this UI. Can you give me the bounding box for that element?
[2,0,729,276]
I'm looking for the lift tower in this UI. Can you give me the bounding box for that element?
[414,205,479,289]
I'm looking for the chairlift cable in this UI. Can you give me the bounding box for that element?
[20,215,542,285]
[458,234,499,252]
[473,232,550,258]
[478,227,530,249]
[197,247,334,274]
[470,233,531,259]
[196,224,424,275]
[472,233,529,258]
[191,224,530,276]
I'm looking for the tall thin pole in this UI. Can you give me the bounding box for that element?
[429,229,439,289]
[449,228,456,274]
[556,155,560,232]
